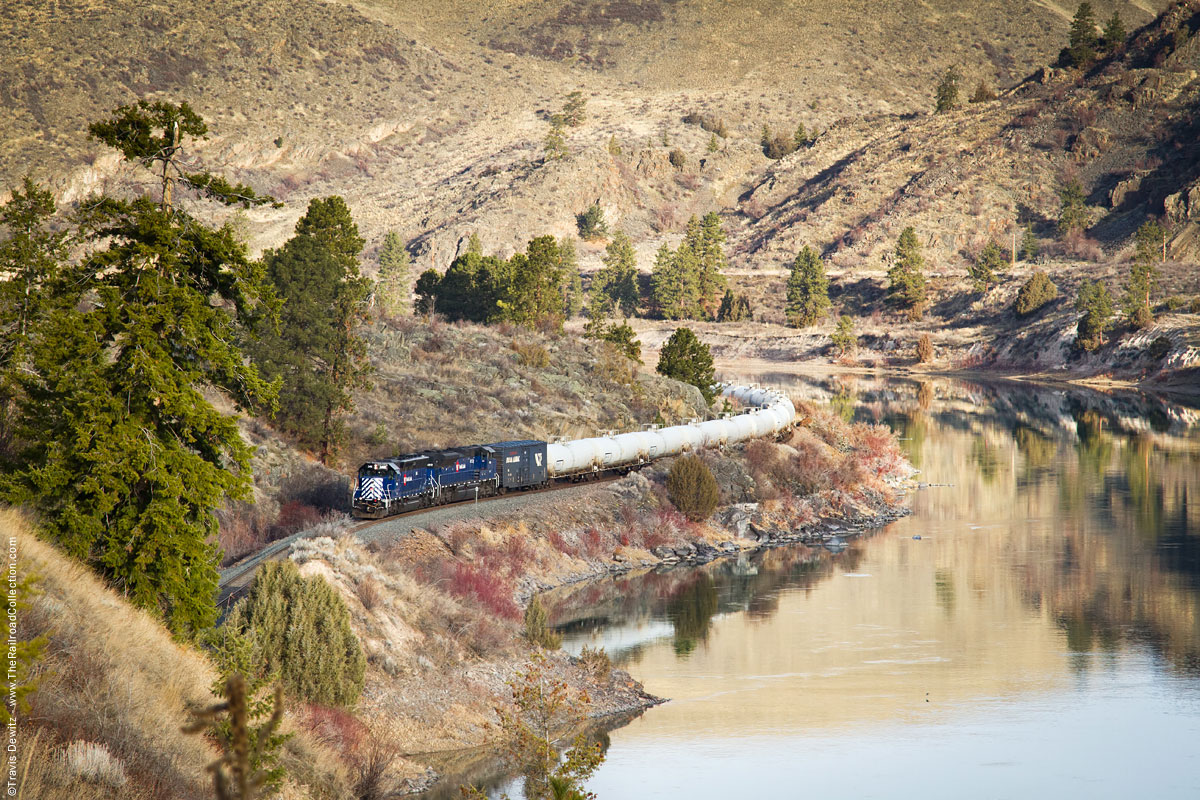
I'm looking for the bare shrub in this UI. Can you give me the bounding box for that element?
[511,339,550,368]
[351,731,407,800]
[356,576,382,610]
[916,333,934,363]
[578,645,612,683]
[64,741,128,788]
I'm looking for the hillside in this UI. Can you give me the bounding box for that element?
[0,0,1174,260]
[1,509,350,800]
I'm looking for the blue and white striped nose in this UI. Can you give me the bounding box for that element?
[359,476,384,501]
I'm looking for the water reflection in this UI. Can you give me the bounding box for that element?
[437,373,1200,798]
[584,372,1199,798]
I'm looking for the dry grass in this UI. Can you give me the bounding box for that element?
[0,509,350,800]
[342,317,706,466]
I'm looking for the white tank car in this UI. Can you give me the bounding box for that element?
[545,384,795,477]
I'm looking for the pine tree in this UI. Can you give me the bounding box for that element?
[466,231,483,255]
[1058,180,1090,236]
[575,203,607,240]
[968,240,1007,292]
[650,240,700,320]
[1124,220,1165,328]
[252,197,372,465]
[716,289,752,322]
[1014,271,1058,316]
[830,314,857,356]
[935,65,962,113]
[376,231,410,317]
[785,244,831,327]
[1102,11,1126,52]
[695,212,729,316]
[501,236,567,330]
[888,227,927,319]
[414,268,440,316]
[593,230,640,316]
[1067,3,1100,67]
[0,178,69,459]
[1134,219,1167,265]
[1075,279,1113,351]
[666,455,719,522]
[1020,227,1039,261]
[793,123,809,150]
[562,91,587,127]
[559,236,583,317]
[544,120,568,161]
[0,102,278,635]
[656,327,715,404]
[707,133,721,153]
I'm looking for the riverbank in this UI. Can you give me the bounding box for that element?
[262,397,914,792]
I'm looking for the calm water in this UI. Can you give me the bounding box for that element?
[542,373,1200,799]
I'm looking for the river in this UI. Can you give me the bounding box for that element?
[447,373,1200,799]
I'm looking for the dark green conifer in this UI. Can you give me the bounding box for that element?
[935,65,962,113]
[968,240,1007,292]
[225,560,366,707]
[1058,180,1090,235]
[656,327,715,404]
[1075,279,1113,351]
[1102,12,1126,52]
[1067,3,1100,66]
[1,102,278,635]
[785,245,830,327]
[252,197,372,465]
[695,212,729,316]
[888,227,927,319]
[376,231,410,317]
[592,230,640,317]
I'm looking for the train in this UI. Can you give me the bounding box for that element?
[350,384,797,520]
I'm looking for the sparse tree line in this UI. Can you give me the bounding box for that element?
[933,3,1129,114]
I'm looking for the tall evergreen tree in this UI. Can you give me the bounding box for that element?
[1102,11,1126,52]
[1067,3,1100,66]
[650,242,699,320]
[0,179,67,361]
[0,180,69,461]
[656,327,716,404]
[253,197,372,465]
[785,245,830,327]
[503,235,567,329]
[592,230,640,316]
[1020,227,1039,261]
[0,103,277,635]
[1058,180,1090,235]
[559,236,584,318]
[967,240,1007,292]
[695,212,729,316]
[888,227,927,319]
[376,231,410,317]
[1123,220,1165,328]
[1075,279,1113,351]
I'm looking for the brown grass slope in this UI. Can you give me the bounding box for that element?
[731,0,1200,271]
[0,0,1170,262]
[2,509,348,800]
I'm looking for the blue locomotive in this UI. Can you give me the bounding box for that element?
[352,440,548,519]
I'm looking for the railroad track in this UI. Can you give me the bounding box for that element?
[216,472,625,608]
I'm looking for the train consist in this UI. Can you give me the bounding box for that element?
[351,384,796,520]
